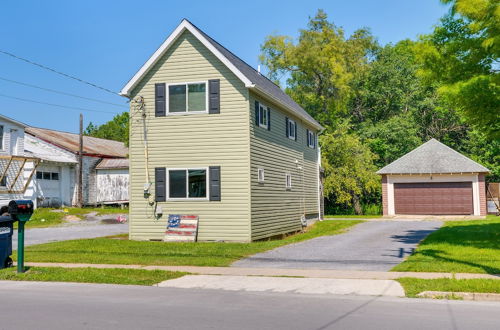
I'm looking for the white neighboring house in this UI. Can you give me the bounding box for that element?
[24,127,129,207]
[0,114,38,207]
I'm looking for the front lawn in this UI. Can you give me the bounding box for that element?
[16,220,361,267]
[397,278,500,298]
[392,218,500,274]
[17,206,128,229]
[0,266,186,286]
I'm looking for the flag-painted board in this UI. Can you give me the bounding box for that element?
[164,215,199,242]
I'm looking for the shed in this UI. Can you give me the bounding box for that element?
[95,158,129,204]
[377,139,489,216]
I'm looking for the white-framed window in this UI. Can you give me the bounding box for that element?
[258,168,265,183]
[258,104,268,128]
[167,82,208,114]
[0,125,3,150]
[287,119,296,140]
[167,168,208,200]
[307,130,316,148]
[36,171,59,181]
[285,173,292,189]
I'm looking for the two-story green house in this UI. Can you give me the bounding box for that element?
[121,19,323,242]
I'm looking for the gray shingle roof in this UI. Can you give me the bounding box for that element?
[377,138,489,175]
[189,21,322,130]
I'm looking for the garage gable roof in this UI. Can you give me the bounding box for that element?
[377,138,490,175]
[120,19,323,130]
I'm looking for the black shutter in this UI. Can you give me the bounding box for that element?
[155,167,166,202]
[255,101,260,125]
[306,129,310,146]
[155,83,166,117]
[209,166,221,201]
[294,123,298,141]
[285,117,289,137]
[267,107,271,131]
[208,79,220,114]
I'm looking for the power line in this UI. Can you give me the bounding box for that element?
[0,49,120,96]
[0,76,127,108]
[0,93,119,114]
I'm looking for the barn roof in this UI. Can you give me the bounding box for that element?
[377,138,490,175]
[95,158,129,169]
[26,127,128,158]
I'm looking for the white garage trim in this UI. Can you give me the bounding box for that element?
[387,174,480,216]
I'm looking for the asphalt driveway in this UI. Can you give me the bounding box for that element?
[232,220,443,271]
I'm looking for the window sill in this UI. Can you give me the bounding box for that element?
[166,111,208,116]
[166,198,209,202]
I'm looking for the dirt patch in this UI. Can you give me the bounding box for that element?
[63,215,81,222]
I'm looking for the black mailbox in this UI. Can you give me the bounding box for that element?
[8,200,34,222]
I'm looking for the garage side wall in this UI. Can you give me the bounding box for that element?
[381,175,388,216]
[479,173,487,216]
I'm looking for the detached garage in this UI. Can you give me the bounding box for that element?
[377,139,489,216]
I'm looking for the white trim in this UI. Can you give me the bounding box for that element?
[257,168,265,183]
[166,167,209,201]
[166,81,209,115]
[287,119,296,140]
[257,103,269,129]
[386,174,480,216]
[120,20,253,96]
[285,172,292,189]
[317,145,322,219]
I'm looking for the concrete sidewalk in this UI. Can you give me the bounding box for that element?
[24,262,500,280]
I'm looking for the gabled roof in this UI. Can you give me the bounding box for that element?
[120,19,323,130]
[0,114,27,128]
[26,127,128,158]
[377,138,490,175]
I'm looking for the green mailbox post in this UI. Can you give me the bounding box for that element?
[9,200,34,273]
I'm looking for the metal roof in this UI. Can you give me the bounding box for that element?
[95,158,129,169]
[26,127,128,158]
[377,138,490,175]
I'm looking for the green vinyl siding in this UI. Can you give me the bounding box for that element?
[249,91,320,240]
[128,30,251,242]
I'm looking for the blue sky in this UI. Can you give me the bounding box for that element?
[0,0,450,134]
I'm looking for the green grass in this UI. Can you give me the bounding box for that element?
[392,217,500,274]
[16,206,128,229]
[324,215,382,219]
[16,220,361,267]
[397,278,500,298]
[0,266,186,285]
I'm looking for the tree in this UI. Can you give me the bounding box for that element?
[415,1,500,138]
[85,112,129,145]
[260,9,377,127]
[321,124,380,214]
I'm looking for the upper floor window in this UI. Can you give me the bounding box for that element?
[258,103,268,128]
[168,168,207,200]
[307,129,316,148]
[287,119,296,140]
[0,125,3,150]
[168,82,207,114]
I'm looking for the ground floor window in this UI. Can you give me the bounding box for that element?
[168,168,207,200]
[36,171,59,180]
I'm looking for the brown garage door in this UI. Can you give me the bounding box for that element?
[394,182,473,215]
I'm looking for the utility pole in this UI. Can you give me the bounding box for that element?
[77,113,83,207]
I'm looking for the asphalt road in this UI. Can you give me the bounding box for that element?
[0,281,498,330]
[233,220,443,271]
[12,222,128,247]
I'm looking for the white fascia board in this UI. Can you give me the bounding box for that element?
[250,85,324,131]
[120,19,253,97]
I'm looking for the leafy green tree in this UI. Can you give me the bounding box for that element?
[260,9,377,127]
[360,114,423,168]
[415,1,500,138]
[85,112,129,145]
[321,124,380,214]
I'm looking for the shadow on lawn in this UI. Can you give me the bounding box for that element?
[407,222,500,274]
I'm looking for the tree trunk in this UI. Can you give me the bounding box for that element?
[353,194,362,215]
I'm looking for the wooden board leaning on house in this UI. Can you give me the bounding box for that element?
[165,215,199,242]
[0,156,40,194]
